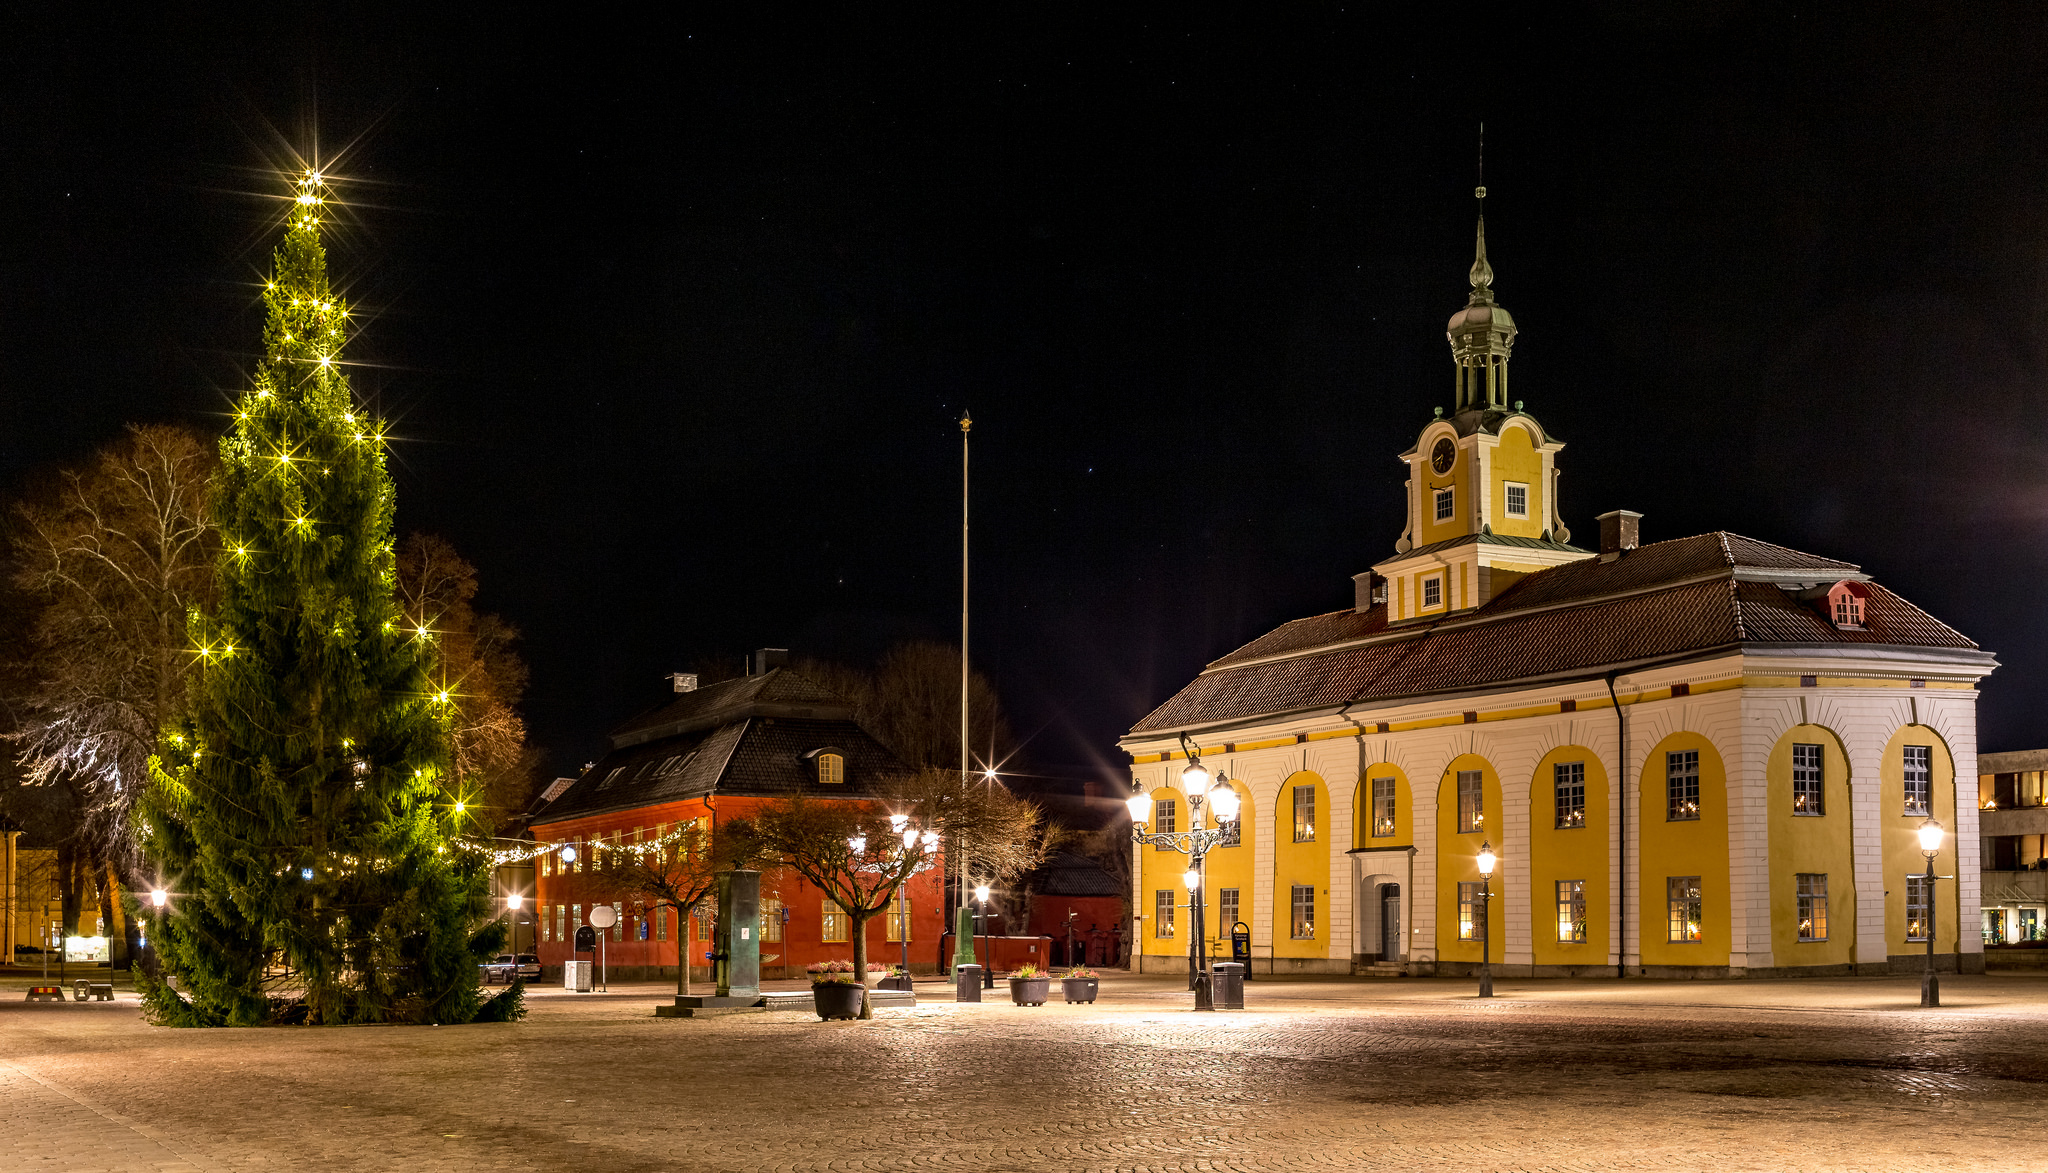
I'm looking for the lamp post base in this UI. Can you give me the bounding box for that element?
[1193,972,1214,1012]
[1477,967,1494,999]
[1921,972,1940,1008]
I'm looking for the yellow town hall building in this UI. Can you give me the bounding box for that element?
[1122,194,1997,979]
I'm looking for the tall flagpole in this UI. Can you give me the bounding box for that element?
[954,412,978,972]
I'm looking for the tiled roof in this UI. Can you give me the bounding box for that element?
[1029,850,1125,898]
[1129,531,1979,736]
[533,669,912,828]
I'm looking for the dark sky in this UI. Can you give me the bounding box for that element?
[6,5,2047,781]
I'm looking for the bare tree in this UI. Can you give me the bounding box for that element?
[394,533,540,831]
[736,766,1054,1019]
[6,424,218,890]
[613,820,758,995]
[795,641,1013,771]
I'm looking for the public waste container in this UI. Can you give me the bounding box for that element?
[955,964,983,1003]
[564,960,593,992]
[1211,962,1245,1010]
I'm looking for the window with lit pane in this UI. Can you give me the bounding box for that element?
[1371,776,1396,838]
[1902,745,1932,816]
[1796,873,1828,941]
[1556,880,1586,942]
[1292,785,1316,842]
[1905,876,1930,942]
[885,895,912,942]
[821,900,848,943]
[1792,743,1824,816]
[1457,881,1484,941]
[1554,762,1585,828]
[760,898,784,943]
[817,753,844,785]
[1667,877,1702,943]
[1666,751,1700,821]
[1154,889,1175,938]
[1290,885,1316,940]
[1154,798,1177,849]
[1457,770,1484,833]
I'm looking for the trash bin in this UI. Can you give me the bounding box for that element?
[1211,962,1244,1010]
[564,959,593,992]
[955,964,983,1003]
[73,979,91,1002]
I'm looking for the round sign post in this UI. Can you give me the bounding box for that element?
[587,903,618,992]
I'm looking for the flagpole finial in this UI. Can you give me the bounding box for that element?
[961,411,972,433]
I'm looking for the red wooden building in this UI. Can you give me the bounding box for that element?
[528,656,946,981]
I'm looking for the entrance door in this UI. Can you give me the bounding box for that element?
[1379,884,1402,963]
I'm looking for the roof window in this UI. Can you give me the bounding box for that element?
[1827,580,1870,629]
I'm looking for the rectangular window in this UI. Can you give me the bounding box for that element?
[1218,887,1240,930]
[1554,761,1586,829]
[1667,877,1703,943]
[1290,885,1316,939]
[1903,745,1932,816]
[1217,813,1241,848]
[1666,751,1700,821]
[821,900,848,943]
[1505,482,1528,518]
[1458,881,1484,941]
[1154,798,1177,848]
[1371,776,1397,838]
[1457,770,1485,833]
[1905,875,1931,942]
[1154,890,1175,938]
[1796,873,1828,941]
[655,907,667,941]
[1792,743,1825,816]
[693,904,713,941]
[611,901,624,942]
[761,898,784,943]
[817,753,844,785]
[1422,576,1443,609]
[886,895,912,942]
[1293,785,1316,842]
[571,904,582,941]
[556,905,566,943]
[1556,880,1586,943]
[1434,487,1454,521]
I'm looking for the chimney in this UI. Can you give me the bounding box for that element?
[1352,570,1376,614]
[667,672,698,693]
[749,647,790,676]
[1595,510,1642,562]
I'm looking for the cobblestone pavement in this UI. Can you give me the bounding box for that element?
[4,971,2047,1172]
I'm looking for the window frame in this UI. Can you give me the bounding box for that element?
[1556,879,1587,943]
[1292,785,1316,843]
[1154,889,1176,938]
[1905,875,1931,942]
[1218,887,1241,931]
[1795,873,1828,941]
[1666,751,1701,821]
[1371,776,1397,838]
[817,752,845,785]
[1504,481,1529,518]
[1792,743,1825,816]
[1902,745,1932,817]
[1554,761,1586,829]
[1154,797,1178,848]
[1457,881,1484,941]
[1290,884,1316,940]
[760,898,784,943]
[1434,487,1455,522]
[820,900,849,943]
[1456,770,1485,834]
[1666,876,1703,943]
[1422,575,1443,609]
[885,895,912,942]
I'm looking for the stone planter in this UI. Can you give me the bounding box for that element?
[877,972,915,992]
[1009,977,1051,1006]
[812,982,864,1020]
[1061,977,1099,1004]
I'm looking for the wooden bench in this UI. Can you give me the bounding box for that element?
[25,986,65,1002]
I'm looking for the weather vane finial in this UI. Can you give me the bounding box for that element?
[1476,121,1486,202]
[1468,123,1493,291]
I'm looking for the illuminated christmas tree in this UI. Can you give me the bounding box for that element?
[141,169,511,1026]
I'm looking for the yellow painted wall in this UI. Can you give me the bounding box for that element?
[1435,753,1505,964]
[1272,771,1331,959]
[1878,726,1959,958]
[1488,423,1545,539]
[1353,763,1413,849]
[1138,785,1186,958]
[1417,429,1469,548]
[1528,745,1609,967]
[1637,732,1731,967]
[1201,780,1255,952]
[1765,726,1856,967]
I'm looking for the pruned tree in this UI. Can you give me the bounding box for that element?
[5,423,218,909]
[613,819,758,995]
[735,765,1054,1019]
[792,641,1013,772]
[394,533,540,830]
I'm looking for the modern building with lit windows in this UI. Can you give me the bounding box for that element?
[1121,196,1996,979]
[1976,748,2048,952]
[528,652,944,981]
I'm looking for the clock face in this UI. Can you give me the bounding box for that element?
[1430,437,1456,476]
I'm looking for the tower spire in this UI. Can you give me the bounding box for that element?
[1445,126,1516,415]
[1469,125,1493,292]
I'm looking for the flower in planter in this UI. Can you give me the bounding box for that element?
[1007,964,1045,980]
[1062,967,1099,979]
[806,959,860,986]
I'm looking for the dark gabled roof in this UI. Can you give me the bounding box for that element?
[1128,531,1982,736]
[532,668,912,828]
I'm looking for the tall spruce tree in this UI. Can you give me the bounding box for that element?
[140,169,507,1026]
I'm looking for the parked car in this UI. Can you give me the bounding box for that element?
[481,953,541,984]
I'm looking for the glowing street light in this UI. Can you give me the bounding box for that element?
[1126,790,1152,826]
[1476,841,1497,999]
[1130,732,1245,1011]
[149,889,169,909]
[1919,818,1944,1008]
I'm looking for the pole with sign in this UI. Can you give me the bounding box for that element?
[588,903,617,991]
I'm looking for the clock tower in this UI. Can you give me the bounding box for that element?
[1368,187,1592,622]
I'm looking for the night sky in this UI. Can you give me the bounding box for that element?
[7,7,2047,782]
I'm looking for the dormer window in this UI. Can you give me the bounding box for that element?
[1505,482,1528,518]
[1827,580,1870,629]
[1434,488,1454,522]
[816,751,845,785]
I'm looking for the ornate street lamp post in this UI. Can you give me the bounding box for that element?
[1127,733,1243,1012]
[1476,841,1497,999]
[1918,818,1943,1008]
